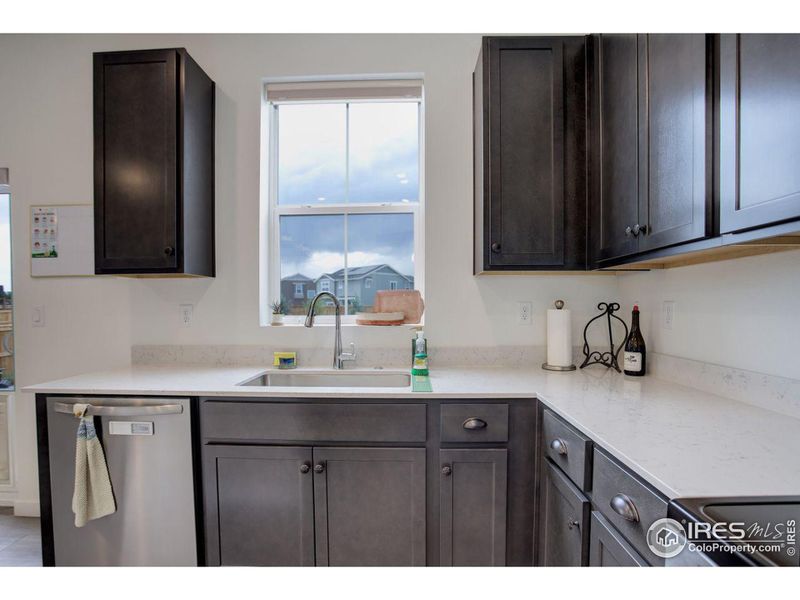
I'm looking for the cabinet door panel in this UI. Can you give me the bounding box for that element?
[639,34,709,251]
[488,38,565,267]
[539,460,590,566]
[313,447,426,566]
[720,34,800,232]
[439,448,507,566]
[589,512,648,567]
[94,50,178,271]
[204,445,314,566]
[590,34,640,261]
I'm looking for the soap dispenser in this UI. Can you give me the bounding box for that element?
[411,330,429,376]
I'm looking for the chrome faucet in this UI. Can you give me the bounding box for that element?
[304,292,356,369]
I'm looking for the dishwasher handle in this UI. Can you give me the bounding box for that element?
[53,402,184,417]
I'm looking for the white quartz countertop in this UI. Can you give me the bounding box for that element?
[24,364,800,500]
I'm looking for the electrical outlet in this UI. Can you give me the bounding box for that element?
[518,301,532,325]
[662,301,675,330]
[180,304,194,327]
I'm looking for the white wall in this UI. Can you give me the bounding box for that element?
[0,34,618,513]
[2,33,799,515]
[618,249,800,380]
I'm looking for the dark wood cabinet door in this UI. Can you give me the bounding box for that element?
[638,34,710,251]
[487,37,566,267]
[94,49,178,272]
[203,445,315,566]
[719,34,800,233]
[312,447,426,566]
[538,460,590,566]
[589,512,648,567]
[590,34,641,262]
[439,448,508,566]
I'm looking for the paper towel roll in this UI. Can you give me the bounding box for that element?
[546,308,573,367]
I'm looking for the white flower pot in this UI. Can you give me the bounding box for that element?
[271,313,284,326]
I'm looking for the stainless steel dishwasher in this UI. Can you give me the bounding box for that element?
[44,396,198,566]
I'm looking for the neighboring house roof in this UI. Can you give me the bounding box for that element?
[282,273,313,282]
[281,265,413,285]
[318,264,412,283]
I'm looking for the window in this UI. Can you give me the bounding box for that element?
[389,280,398,290]
[263,79,424,323]
[293,283,304,298]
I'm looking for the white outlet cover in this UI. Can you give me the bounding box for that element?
[180,304,194,327]
[518,301,532,325]
[662,301,675,330]
[32,305,45,327]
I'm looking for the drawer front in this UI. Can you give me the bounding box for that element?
[201,401,427,443]
[592,448,667,565]
[541,409,592,491]
[440,403,509,443]
[539,459,591,566]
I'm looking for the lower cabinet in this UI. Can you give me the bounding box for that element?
[538,459,591,566]
[589,512,648,567]
[439,448,508,566]
[204,445,426,566]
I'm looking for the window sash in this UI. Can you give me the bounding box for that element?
[265,93,424,325]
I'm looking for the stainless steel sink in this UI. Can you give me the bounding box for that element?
[237,371,411,388]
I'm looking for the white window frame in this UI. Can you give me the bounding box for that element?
[293,283,304,298]
[260,76,425,326]
[365,277,372,289]
[389,280,398,290]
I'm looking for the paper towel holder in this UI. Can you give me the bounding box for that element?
[542,300,577,372]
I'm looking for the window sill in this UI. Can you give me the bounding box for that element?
[265,321,423,328]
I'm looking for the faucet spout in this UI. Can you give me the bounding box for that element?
[304,292,355,369]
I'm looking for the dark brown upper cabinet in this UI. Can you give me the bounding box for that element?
[94,48,215,276]
[474,36,587,273]
[590,34,711,265]
[719,34,800,234]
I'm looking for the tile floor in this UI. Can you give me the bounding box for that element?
[0,507,42,566]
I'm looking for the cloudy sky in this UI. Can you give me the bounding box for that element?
[0,194,10,291]
[277,102,418,280]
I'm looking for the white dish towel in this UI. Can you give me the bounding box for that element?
[72,403,116,527]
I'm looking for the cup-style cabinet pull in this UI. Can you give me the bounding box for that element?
[462,417,488,431]
[549,438,568,456]
[610,493,640,522]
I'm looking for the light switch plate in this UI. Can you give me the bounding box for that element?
[32,305,45,327]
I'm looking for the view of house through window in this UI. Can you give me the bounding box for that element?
[0,180,12,486]
[268,82,422,318]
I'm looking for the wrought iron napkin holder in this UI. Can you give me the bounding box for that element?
[580,302,629,373]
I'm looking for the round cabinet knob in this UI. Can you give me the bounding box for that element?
[567,519,580,531]
[610,493,640,522]
[462,417,487,431]
[549,438,568,456]
[632,224,648,237]
[300,463,310,474]
[313,464,325,474]
[441,465,452,476]
[490,242,501,253]
[164,246,175,256]
[625,226,633,237]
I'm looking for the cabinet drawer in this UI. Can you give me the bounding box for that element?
[592,448,667,565]
[541,409,592,491]
[201,401,427,443]
[440,403,509,443]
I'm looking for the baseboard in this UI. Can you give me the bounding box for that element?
[13,499,40,517]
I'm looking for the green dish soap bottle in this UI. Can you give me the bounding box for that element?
[411,330,429,376]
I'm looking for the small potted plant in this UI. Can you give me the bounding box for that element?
[270,300,286,325]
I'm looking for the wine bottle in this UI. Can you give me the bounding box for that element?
[623,305,646,376]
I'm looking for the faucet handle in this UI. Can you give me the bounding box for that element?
[340,342,357,362]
